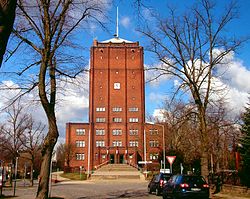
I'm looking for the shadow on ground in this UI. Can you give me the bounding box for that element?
[76,190,148,199]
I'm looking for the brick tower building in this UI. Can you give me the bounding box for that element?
[65,37,164,173]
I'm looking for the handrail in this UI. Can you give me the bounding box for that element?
[94,160,110,170]
[127,162,141,171]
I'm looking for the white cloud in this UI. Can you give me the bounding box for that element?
[120,16,130,28]
[145,63,171,87]
[152,109,166,122]
[148,92,167,102]
[0,73,89,139]
[147,50,250,119]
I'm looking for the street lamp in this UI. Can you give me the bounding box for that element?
[147,122,165,172]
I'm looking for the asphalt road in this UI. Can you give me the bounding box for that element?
[0,179,233,199]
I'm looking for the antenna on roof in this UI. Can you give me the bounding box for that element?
[114,7,119,38]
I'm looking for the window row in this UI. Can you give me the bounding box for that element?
[95,140,141,147]
[77,128,160,137]
[96,117,139,123]
[95,129,138,136]
[95,107,139,112]
[77,140,159,148]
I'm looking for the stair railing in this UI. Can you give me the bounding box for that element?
[94,160,110,170]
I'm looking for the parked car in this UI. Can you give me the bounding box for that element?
[148,173,172,196]
[162,174,209,199]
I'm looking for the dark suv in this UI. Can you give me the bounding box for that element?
[162,174,209,199]
[148,173,172,196]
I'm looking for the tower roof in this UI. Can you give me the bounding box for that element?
[100,37,133,43]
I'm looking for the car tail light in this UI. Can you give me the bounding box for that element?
[180,183,189,188]
[203,184,209,188]
[160,179,164,187]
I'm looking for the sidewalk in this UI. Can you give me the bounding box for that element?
[213,192,250,199]
[51,171,70,182]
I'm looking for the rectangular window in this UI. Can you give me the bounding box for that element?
[129,118,139,123]
[76,153,85,160]
[76,129,85,135]
[112,141,122,147]
[96,140,105,147]
[128,107,139,112]
[149,129,159,135]
[129,129,138,135]
[96,107,105,112]
[112,107,122,112]
[96,117,105,123]
[129,141,138,147]
[149,140,159,147]
[112,129,122,135]
[96,129,105,135]
[76,140,85,147]
[113,117,122,123]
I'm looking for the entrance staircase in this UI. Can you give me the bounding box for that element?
[90,164,144,180]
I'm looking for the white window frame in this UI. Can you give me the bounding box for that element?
[149,140,159,147]
[149,129,159,135]
[112,129,122,135]
[76,129,85,135]
[113,117,122,123]
[76,153,85,160]
[96,129,105,135]
[128,107,139,112]
[129,118,139,123]
[96,117,105,123]
[129,141,138,147]
[76,140,85,147]
[129,129,138,135]
[96,107,105,112]
[112,141,122,147]
[96,140,105,147]
[112,107,122,112]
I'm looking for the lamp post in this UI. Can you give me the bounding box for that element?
[13,151,18,197]
[0,160,4,197]
[147,122,165,172]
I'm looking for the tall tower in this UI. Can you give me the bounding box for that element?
[89,38,145,166]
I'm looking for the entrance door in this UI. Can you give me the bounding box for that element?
[110,154,115,164]
[119,154,124,164]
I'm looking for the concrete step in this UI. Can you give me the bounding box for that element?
[91,164,144,180]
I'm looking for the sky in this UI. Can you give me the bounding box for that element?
[1,0,250,143]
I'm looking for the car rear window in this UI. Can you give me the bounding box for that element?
[162,174,171,181]
[183,176,206,184]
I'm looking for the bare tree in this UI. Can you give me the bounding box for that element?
[2,1,109,198]
[0,0,17,67]
[140,0,245,177]
[21,116,45,186]
[0,100,29,184]
[55,143,75,171]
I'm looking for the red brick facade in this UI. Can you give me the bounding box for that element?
[65,38,163,173]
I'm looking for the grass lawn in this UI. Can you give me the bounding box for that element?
[60,172,87,180]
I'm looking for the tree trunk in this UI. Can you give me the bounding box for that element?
[0,0,17,66]
[36,119,58,199]
[198,106,209,179]
[30,159,34,187]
